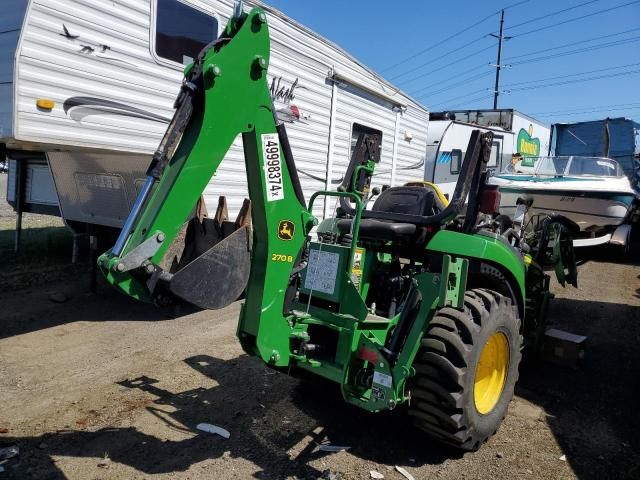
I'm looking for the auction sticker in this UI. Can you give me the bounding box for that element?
[304,249,340,295]
[261,133,284,202]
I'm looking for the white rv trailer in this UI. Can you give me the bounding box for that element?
[424,109,550,198]
[1,0,428,238]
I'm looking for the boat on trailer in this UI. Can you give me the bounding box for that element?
[490,155,639,247]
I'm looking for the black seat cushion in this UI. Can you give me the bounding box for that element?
[372,186,436,216]
[333,186,435,242]
[336,218,416,241]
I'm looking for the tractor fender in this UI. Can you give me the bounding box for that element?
[426,230,526,318]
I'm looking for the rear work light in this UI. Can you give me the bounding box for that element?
[479,185,501,214]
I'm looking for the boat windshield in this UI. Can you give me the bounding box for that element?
[503,156,624,177]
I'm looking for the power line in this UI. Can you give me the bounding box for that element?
[504,0,602,31]
[406,27,640,99]
[540,108,640,118]
[504,26,640,61]
[411,65,490,96]
[432,66,640,107]
[447,94,494,109]
[387,1,638,102]
[414,70,493,98]
[531,101,640,115]
[429,28,640,89]
[536,105,640,118]
[432,88,489,107]
[381,15,495,74]
[396,43,495,87]
[388,0,640,106]
[505,69,640,93]
[424,63,640,99]
[431,0,637,99]
[381,0,530,73]
[537,107,640,118]
[412,27,640,96]
[509,36,640,67]
[412,1,640,110]
[416,36,638,103]
[501,62,640,88]
[390,36,491,82]
[511,0,640,39]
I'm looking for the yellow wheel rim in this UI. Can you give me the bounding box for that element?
[474,332,509,414]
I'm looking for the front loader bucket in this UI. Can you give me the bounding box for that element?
[168,225,251,309]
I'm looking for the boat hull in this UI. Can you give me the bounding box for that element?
[497,187,634,231]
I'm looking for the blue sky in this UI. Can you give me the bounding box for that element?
[265,0,640,125]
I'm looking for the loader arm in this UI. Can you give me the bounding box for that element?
[99,8,312,340]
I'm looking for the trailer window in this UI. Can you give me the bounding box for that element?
[351,123,382,162]
[155,0,218,65]
[450,149,462,174]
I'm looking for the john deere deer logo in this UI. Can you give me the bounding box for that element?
[278,220,295,241]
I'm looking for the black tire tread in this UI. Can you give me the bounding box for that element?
[408,288,521,451]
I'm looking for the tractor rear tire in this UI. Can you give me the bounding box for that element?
[408,288,522,451]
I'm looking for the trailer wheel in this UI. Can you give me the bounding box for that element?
[408,288,522,451]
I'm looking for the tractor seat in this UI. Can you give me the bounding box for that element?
[336,186,436,241]
[336,218,416,241]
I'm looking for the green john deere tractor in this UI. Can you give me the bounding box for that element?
[98,6,577,451]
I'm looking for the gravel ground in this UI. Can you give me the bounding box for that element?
[0,172,639,479]
[0,174,10,219]
[0,174,89,292]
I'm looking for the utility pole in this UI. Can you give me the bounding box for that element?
[490,10,510,109]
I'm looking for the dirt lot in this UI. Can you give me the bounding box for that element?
[1,178,639,479]
[0,175,87,292]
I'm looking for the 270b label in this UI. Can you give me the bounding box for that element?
[271,253,293,263]
[261,133,284,202]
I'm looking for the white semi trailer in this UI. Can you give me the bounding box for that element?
[425,109,550,198]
